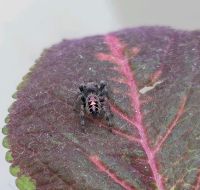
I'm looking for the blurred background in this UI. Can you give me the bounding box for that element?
[0,0,200,189]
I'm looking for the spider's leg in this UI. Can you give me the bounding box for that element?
[80,104,85,126]
[99,96,105,103]
[102,102,113,131]
[99,87,109,97]
[73,93,83,112]
[99,80,106,90]
[79,84,86,92]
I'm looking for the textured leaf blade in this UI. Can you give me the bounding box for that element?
[4,27,200,190]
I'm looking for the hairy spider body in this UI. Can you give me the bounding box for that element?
[74,80,113,131]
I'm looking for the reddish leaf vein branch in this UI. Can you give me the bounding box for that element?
[97,35,165,190]
[89,155,136,190]
[154,96,187,154]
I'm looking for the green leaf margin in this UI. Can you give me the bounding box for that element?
[1,60,41,190]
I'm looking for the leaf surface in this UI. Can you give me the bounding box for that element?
[4,27,200,190]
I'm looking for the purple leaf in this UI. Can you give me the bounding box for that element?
[4,27,200,190]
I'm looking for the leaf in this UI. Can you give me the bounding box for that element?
[3,26,200,190]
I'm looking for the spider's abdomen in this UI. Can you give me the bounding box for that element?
[86,94,100,116]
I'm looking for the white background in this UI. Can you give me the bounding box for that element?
[0,0,200,189]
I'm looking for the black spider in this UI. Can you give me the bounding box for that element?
[74,80,113,131]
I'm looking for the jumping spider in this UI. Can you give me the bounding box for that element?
[74,80,113,131]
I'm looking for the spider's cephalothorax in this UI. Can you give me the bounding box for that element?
[75,80,113,131]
